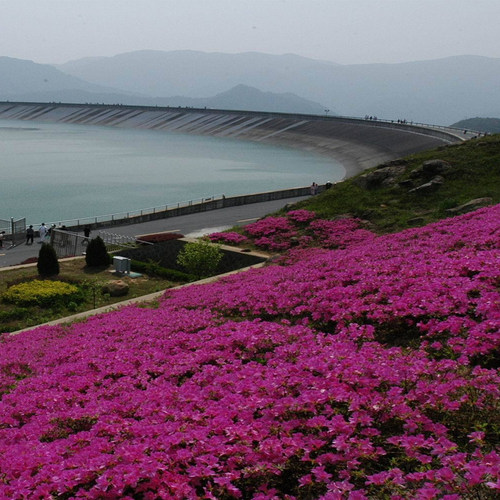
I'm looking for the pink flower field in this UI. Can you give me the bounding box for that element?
[1,205,499,499]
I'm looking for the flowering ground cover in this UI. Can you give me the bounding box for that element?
[0,205,499,499]
[212,209,377,252]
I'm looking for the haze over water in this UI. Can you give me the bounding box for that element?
[0,120,345,225]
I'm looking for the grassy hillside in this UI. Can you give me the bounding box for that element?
[292,134,500,232]
[451,117,500,134]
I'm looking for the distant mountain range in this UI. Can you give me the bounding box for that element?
[0,56,327,115]
[1,51,500,125]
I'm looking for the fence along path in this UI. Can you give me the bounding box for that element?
[0,218,26,247]
[50,229,152,259]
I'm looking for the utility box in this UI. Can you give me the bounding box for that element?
[113,256,131,274]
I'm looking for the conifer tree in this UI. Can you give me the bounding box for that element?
[37,243,60,277]
[85,236,110,267]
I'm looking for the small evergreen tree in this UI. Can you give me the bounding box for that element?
[85,236,110,267]
[37,243,60,277]
[176,240,223,278]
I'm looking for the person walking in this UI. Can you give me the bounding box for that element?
[82,225,91,245]
[26,225,34,245]
[0,231,5,248]
[38,223,47,243]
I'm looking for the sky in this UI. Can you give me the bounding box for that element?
[1,0,500,65]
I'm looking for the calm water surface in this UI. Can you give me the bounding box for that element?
[0,119,345,224]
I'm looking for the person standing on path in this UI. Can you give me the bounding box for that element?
[26,225,34,245]
[82,225,91,245]
[38,223,47,243]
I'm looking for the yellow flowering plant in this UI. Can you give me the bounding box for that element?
[2,280,83,307]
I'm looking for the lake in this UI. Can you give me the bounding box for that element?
[0,119,345,225]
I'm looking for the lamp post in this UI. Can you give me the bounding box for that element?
[324,109,330,117]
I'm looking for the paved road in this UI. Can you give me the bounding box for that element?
[0,196,309,269]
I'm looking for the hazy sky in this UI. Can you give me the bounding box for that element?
[1,0,500,65]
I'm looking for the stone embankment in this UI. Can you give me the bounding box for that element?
[0,102,463,176]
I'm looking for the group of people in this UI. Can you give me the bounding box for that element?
[0,224,92,250]
[26,223,54,245]
[25,223,91,245]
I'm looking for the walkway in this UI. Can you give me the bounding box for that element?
[0,195,309,268]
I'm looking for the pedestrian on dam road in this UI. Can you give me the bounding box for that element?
[26,225,34,245]
[0,231,5,248]
[38,223,47,243]
[82,225,91,244]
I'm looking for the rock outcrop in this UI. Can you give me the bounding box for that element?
[102,280,129,297]
[446,197,493,215]
[408,175,445,193]
[354,163,407,189]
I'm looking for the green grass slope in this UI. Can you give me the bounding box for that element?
[293,134,500,232]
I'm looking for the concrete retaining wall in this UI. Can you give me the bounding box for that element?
[64,185,315,231]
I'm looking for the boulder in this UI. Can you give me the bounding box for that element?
[410,159,451,180]
[398,179,414,189]
[422,159,452,175]
[408,176,444,193]
[354,164,407,189]
[446,197,493,215]
[407,216,425,226]
[102,280,129,297]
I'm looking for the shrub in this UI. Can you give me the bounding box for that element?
[286,209,317,223]
[244,216,298,251]
[130,259,197,282]
[176,241,223,278]
[37,243,59,277]
[2,280,82,307]
[85,236,110,267]
[208,232,249,245]
[0,307,29,322]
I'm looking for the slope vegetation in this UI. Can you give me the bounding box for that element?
[295,134,500,232]
[0,138,499,498]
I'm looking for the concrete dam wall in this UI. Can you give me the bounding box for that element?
[0,102,463,176]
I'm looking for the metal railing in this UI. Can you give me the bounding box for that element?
[50,228,152,258]
[36,194,225,230]
[0,217,26,248]
[97,230,152,247]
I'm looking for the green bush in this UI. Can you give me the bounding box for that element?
[37,243,59,277]
[0,307,30,322]
[2,280,83,307]
[130,259,197,282]
[85,236,111,267]
[176,241,223,278]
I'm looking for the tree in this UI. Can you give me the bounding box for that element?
[85,236,110,268]
[176,240,223,279]
[37,243,60,277]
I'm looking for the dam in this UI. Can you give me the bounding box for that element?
[0,102,464,176]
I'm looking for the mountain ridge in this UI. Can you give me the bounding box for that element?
[2,51,500,124]
[0,57,326,115]
[56,50,500,125]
